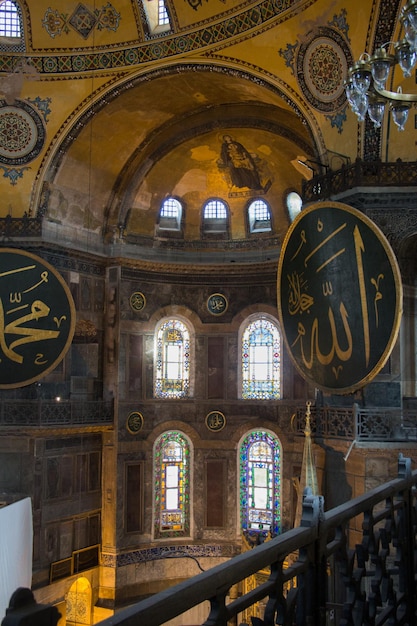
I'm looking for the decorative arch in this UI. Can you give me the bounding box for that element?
[66,577,93,625]
[34,63,321,223]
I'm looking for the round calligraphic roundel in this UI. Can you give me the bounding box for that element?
[207,293,228,316]
[126,411,144,434]
[0,100,46,165]
[277,202,402,394]
[0,248,75,388]
[205,410,226,432]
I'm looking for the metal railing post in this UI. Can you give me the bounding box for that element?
[296,490,324,626]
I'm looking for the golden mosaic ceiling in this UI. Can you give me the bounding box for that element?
[0,0,409,264]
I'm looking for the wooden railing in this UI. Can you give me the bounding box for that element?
[92,454,417,626]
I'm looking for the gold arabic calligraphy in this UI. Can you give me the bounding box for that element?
[0,264,63,364]
[286,218,384,380]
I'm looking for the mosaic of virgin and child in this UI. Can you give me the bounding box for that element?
[217,134,271,196]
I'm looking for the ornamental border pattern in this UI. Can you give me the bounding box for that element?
[0,0,312,75]
[367,208,417,252]
[363,0,401,160]
[101,543,240,568]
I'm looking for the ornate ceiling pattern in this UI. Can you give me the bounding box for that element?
[0,0,412,268]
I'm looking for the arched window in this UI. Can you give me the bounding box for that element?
[139,0,171,36]
[240,315,281,399]
[154,431,191,538]
[0,0,24,51]
[286,191,302,222]
[202,199,228,234]
[154,318,191,398]
[159,197,182,231]
[157,0,170,25]
[248,199,271,233]
[239,430,281,537]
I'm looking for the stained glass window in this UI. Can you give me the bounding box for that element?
[241,315,281,399]
[154,431,190,538]
[154,318,191,398]
[239,430,281,537]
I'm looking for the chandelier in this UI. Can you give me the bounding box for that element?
[345,0,417,130]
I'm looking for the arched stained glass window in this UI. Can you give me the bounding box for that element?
[154,431,190,538]
[240,430,281,537]
[154,318,191,398]
[241,315,281,399]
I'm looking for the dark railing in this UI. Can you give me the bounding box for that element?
[0,399,113,427]
[0,214,42,237]
[49,545,100,583]
[302,158,417,203]
[92,454,416,626]
[293,404,417,442]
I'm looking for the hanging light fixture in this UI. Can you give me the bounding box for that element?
[345,0,417,131]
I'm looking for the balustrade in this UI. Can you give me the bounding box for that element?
[302,158,417,202]
[293,404,417,442]
[0,399,113,427]
[83,454,417,625]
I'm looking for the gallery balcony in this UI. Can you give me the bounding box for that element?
[292,403,417,443]
[6,454,417,626]
[0,398,114,429]
[302,157,417,207]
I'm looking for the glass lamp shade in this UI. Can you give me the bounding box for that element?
[368,99,386,127]
[391,103,411,131]
[370,48,394,89]
[349,60,372,95]
[401,13,417,50]
[345,79,362,109]
[354,94,369,122]
[403,0,417,32]
[395,39,417,77]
